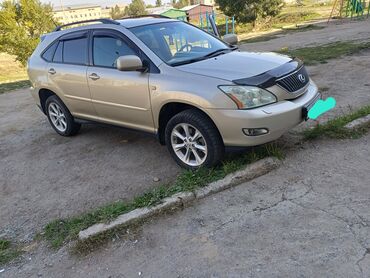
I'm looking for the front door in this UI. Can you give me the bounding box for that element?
[87,30,154,133]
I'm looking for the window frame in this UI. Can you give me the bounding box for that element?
[88,29,160,73]
[40,30,89,66]
[60,31,89,66]
[90,30,140,70]
[41,40,58,62]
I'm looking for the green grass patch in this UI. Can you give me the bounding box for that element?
[271,11,322,28]
[239,24,325,44]
[0,80,31,94]
[303,105,370,140]
[43,143,284,248]
[278,41,370,65]
[0,239,22,266]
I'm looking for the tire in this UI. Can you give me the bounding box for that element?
[45,95,81,136]
[165,109,224,170]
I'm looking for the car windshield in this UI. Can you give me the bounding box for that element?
[130,21,231,66]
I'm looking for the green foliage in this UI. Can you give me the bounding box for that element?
[0,0,56,66]
[0,80,30,94]
[126,0,147,16]
[43,143,284,248]
[303,105,370,140]
[155,0,162,7]
[0,239,22,265]
[110,4,126,20]
[216,0,284,25]
[172,0,189,9]
[0,239,10,251]
[278,41,370,65]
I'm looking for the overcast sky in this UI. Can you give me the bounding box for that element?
[39,0,168,7]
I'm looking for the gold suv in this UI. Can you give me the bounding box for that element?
[28,16,321,169]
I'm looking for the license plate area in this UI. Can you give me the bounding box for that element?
[302,92,322,120]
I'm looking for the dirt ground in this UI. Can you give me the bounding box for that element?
[239,20,370,52]
[1,19,370,277]
[6,127,370,278]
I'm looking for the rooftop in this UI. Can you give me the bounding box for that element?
[53,4,101,12]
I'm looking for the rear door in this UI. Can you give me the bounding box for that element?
[46,31,95,118]
[86,30,154,133]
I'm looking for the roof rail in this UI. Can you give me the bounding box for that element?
[120,14,171,20]
[53,18,120,32]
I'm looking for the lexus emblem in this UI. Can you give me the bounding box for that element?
[298,74,306,83]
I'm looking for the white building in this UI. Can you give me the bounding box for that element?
[53,4,104,25]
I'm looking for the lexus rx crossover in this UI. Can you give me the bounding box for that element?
[28,16,321,169]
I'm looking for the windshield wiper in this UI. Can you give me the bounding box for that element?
[171,57,208,67]
[204,47,237,58]
[171,47,239,67]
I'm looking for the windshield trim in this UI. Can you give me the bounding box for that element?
[129,21,232,67]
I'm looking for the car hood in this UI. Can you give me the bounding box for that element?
[176,51,292,81]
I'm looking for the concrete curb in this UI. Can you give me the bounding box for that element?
[344,114,370,129]
[78,157,281,241]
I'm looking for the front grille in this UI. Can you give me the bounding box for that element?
[277,66,309,93]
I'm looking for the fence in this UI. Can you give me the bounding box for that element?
[329,0,370,21]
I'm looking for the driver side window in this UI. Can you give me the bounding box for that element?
[93,35,137,68]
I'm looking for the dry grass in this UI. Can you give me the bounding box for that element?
[0,53,28,84]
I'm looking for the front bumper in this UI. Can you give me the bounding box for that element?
[206,82,320,147]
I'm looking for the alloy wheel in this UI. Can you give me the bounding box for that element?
[48,102,67,132]
[170,123,208,167]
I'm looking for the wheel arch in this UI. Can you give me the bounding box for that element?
[157,102,223,145]
[38,88,57,114]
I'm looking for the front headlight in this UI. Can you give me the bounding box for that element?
[219,86,277,109]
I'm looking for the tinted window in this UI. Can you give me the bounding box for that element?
[42,42,58,62]
[93,36,137,68]
[53,42,63,63]
[63,38,88,65]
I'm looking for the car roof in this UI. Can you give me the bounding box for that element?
[118,16,178,29]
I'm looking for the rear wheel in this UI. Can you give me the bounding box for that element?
[165,109,224,170]
[45,95,81,136]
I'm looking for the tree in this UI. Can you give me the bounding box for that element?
[155,0,162,7]
[126,0,147,16]
[110,4,126,19]
[216,0,283,27]
[173,0,189,9]
[0,0,55,65]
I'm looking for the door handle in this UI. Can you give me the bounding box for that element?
[89,73,100,81]
[48,68,56,75]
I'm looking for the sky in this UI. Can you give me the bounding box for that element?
[39,0,169,8]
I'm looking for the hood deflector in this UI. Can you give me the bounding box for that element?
[233,58,303,88]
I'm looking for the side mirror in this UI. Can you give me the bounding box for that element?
[116,55,146,72]
[223,34,238,46]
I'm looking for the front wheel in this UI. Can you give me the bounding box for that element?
[165,109,224,170]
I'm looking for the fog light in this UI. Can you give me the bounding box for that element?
[243,128,269,136]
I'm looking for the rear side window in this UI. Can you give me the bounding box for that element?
[63,37,88,65]
[42,42,58,62]
[53,42,63,63]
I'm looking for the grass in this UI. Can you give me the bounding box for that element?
[0,52,30,94]
[239,24,325,44]
[43,143,284,249]
[0,239,22,266]
[303,105,370,140]
[0,53,28,83]
[278,41,370,65]
[0,80,31,94]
